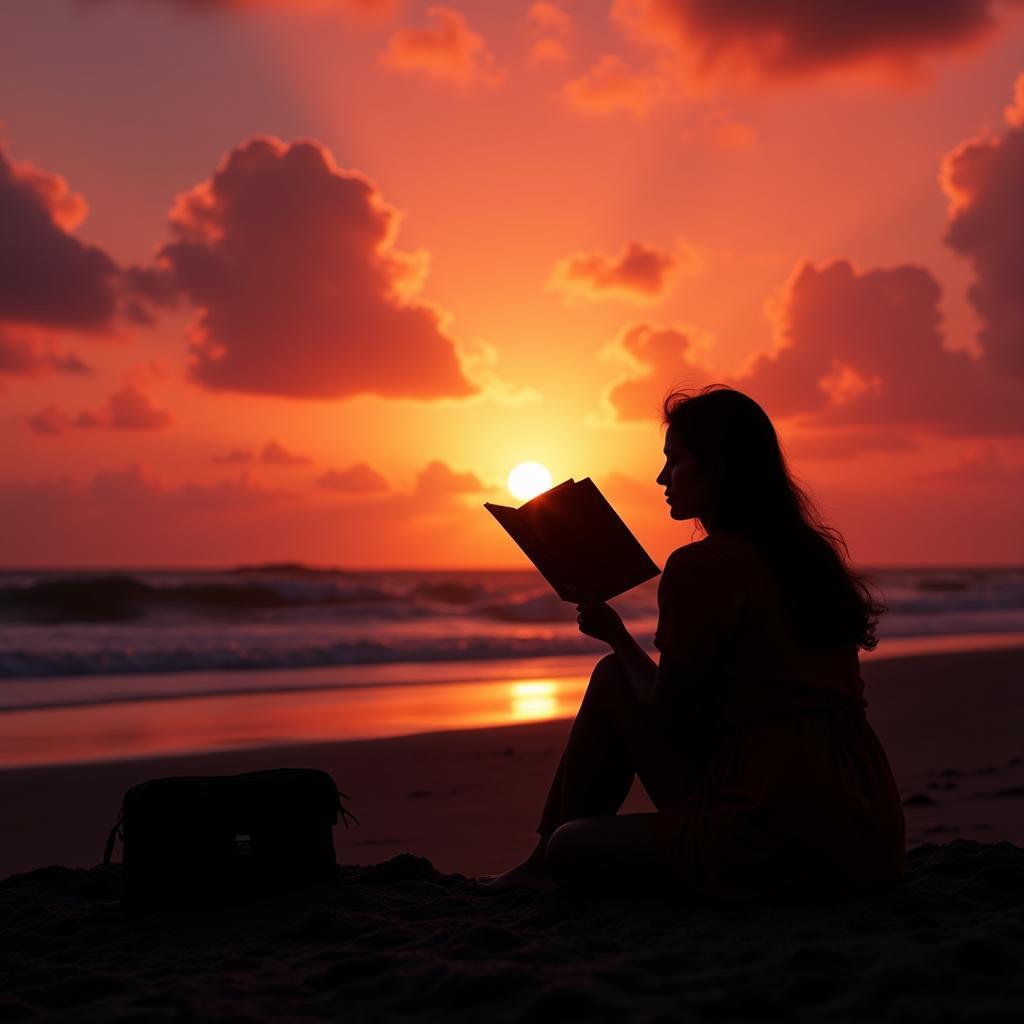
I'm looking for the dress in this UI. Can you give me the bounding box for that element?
[650,531,905,904]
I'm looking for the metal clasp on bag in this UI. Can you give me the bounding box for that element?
[235,834,252,856]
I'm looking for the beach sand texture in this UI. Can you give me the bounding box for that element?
[2,647,1023,1020]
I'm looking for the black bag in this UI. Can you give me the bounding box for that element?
[104,768,358,909]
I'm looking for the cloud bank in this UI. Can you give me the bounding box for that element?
[612,0,1023,83]
[159,137,477,401]
[942,73,1024,378]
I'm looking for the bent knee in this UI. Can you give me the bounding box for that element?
[588,653,628,699]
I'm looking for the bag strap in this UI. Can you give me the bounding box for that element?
[337,789,360,828]
[103,806,124,866]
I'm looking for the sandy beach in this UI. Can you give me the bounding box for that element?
[3,646,1024,1020]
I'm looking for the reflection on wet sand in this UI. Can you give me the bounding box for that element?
[0,674,590,769]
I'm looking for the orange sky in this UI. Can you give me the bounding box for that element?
[1,0,1023,568]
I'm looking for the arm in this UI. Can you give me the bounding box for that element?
[567,587,657,705]
[608,626,658,706]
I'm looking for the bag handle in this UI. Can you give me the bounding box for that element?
[103,806,124,866]
[337,789,360,828]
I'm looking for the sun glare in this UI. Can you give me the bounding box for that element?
[507,461,553,502]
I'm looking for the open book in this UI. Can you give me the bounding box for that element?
[484,478,660,602]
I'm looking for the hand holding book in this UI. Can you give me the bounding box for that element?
[564,584,629,645]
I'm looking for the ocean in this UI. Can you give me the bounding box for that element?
[2,565,1023,766]
[3,565,1024,695]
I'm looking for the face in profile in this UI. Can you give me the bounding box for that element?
[656,425,711,523]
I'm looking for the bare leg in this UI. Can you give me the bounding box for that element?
[480,654,691,893]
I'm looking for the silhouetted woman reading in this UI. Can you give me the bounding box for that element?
[484,386,905,903]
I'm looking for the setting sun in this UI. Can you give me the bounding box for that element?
[507,461,553,502]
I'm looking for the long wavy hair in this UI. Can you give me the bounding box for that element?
[663,385,884,651]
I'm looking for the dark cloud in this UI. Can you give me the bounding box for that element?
[739,260,1022,436]
[613,0,1023,82]
[159,137,477,401]
[80,382,174,431]
[380,6,502,88]
[31,383,173,435]
[942,74,1024,378]
[261,441,311,466]
[317,463,390,493]
[212,448,253,465]
[26,404,73,437]
[83,1,399,16]
[414,459,485,497]
[602,260,1024,439]
[0,148,120,331]
[0,330,93,378]
[549,242,688,303]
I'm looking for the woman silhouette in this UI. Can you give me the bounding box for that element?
[484,386,905,903]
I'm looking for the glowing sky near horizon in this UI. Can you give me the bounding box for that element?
[1,0,1023,568]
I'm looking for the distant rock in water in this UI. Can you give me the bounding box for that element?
[0,576,154,622]
[230,562,347,577]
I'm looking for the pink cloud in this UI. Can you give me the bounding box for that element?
[779,426,919,462]
[921,445,1022,483]
[529,2,571,33]
[414,459,485,497]
[612,0,1023,84]
[261,440,311,466]
[563,55,669,117]
[380,6,502,88]
[681,110,757,151]
[549,241,693,303]
[942,74,1024,378]
[530,37,571,64]
[0,462,493,566]
[317,463,390,493]
[158,137,477,401]
[601,324,713,422]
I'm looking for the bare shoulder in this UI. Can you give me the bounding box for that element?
[663,534,765,604]
[663,535,741,589]
[666,532,751,571]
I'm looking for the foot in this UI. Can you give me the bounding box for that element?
[474,861,556,894]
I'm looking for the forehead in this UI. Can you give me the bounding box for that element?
[663,424,687,451]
